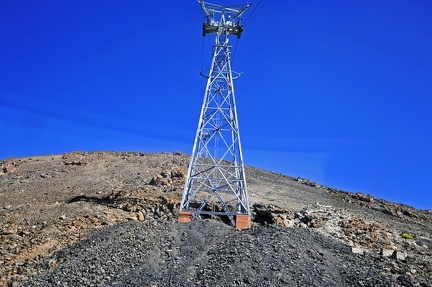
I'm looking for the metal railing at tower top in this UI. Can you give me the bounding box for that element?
[198,0,251,38]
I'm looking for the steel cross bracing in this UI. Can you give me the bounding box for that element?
[179,1,251,226]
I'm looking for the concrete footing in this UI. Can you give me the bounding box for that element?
[178,211,192,223]
[236,214,251,229]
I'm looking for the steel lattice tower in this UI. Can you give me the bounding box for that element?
[178,0,252,229]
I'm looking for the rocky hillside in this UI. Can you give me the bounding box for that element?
[1,151,431,286]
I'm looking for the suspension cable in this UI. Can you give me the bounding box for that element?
[243,0,270,25]
[232,0,270,66]
[231,38,240,66]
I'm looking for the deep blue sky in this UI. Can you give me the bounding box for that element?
[1,1,431,209]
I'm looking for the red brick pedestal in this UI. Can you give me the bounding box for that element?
[178,211,192,223]
[235,214,251,229]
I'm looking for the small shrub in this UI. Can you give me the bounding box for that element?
[402,232,413,239]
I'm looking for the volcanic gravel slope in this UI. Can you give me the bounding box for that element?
[18,220,417,287]
[1,151,431,286]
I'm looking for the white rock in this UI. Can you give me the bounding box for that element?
[351,247,364,255]
[391,250,407,260]
[380,249,394,257]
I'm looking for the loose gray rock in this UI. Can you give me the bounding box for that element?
[20,220,417,287]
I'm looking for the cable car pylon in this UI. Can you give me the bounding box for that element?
[178,0,252,229]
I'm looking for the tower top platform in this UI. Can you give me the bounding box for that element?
[198,0,251,38]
